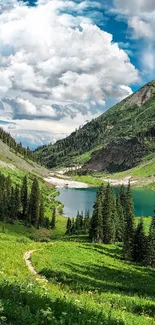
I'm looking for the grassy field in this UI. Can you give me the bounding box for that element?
[0,217,155,325]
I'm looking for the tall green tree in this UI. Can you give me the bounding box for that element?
[14,185,20,220]
[50,207,56,229]
[89,191,103,243]
[28,178,40,228]
[147,206,155,267]
[133,218,146,263]
[66,217,72,235]
[123,182,135,260]
[119,185,127,219]
[116,193,125,242]
[21,176,28,222]
[39,197,45,227]
[102,184,116,244]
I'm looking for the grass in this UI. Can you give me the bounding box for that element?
[0,157,154,324]
[73,145,104,165]
[72,174,104,187]
[31,241,155,325]
[0,217,155,324]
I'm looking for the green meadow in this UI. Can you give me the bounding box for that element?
[0,216,155,325]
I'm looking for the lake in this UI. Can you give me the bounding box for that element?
[58,187,155,218]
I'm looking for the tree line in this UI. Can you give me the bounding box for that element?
[0,128,37,161]
[66,210,91,235]
[66,183,155,267]
[0,173,56,230]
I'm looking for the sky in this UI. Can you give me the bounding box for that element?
[0,0,154,149]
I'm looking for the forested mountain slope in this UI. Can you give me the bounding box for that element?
[36,81,155,172]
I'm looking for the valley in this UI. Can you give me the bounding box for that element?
[0,83,155,325]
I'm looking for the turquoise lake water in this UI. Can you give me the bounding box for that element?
[58,187,155,218]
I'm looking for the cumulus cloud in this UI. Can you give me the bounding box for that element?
[113,0,155,40]
[0,0,140,147]
[0,0,138,102]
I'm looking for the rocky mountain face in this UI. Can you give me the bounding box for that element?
[36,81,155,172]
[84,138,149,172]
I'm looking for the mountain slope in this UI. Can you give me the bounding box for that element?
[36,81,155,172]
[0,139,49,177]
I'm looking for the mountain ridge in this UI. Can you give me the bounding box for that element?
[36,80,155,172]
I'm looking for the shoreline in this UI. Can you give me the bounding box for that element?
[44,174,138,189]
[44,176,89,188]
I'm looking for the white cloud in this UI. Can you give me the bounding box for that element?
[113,0,155,40]
[128,17,153,39]
[0,0,139,147]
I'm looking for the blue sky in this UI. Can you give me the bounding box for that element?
[0,0,154,148]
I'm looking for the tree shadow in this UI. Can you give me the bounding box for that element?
[0,279,121,325]
[79,243,122,259]
[39,260,155,318]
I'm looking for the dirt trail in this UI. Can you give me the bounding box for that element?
[24,250,48,283]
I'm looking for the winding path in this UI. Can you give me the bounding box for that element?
[24,250,48,283]
[24,250,37,275]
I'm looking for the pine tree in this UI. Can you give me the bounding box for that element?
[84,210,90,233]
[44,217,50,229]
[116,193,125,242]
[89,191,103,243]
[71,218,76,234]
[21,176,28,222]
[133,218,146,263]
[39,198,44,227]
[50,207,56,229]
[66,217,72,235]
[10,187,15,223]
[123,182,135,260]
[0,174,5,221]
[147,206,155,267]
[28,178,40,228]
[14,185,20,220]
[5,176,12,220]
[102,184,116,244]
[75,211,81,232]
[119,185,127,219]
[79,211,84,231]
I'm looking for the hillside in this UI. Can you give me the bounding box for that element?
[1,218,155,325]
[0,139,49,178]
[36,81,155,172]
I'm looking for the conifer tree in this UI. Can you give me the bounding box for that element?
[79,211,84,231]
[0,174,5,221]
[89,191,103,243]
[116,193,125,242]
[21,176,28,222]
[123,182,135,260]
[28,178,40,228]
[102,184,116,244]
[50,207,56,229]
[84,210,90,233]
[6,176,12,220]
[44,217,50,229]
[39,198,45,227]
[10,187,15,222]
[14,185,20,220]
[66,217,72,235]
[147,206,155,267]
[133,218,146,263]
[75,211,81,232]
[119,185,127,219]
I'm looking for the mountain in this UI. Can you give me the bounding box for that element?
[0,128,49,178]
[36,81,155,172]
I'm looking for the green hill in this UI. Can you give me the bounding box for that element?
[36,81,155,172]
